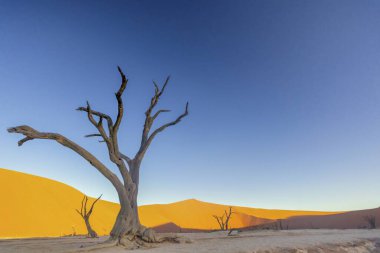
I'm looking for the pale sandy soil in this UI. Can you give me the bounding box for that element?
[1,229,380,253]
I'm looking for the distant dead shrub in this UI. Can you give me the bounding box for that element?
[212,207,234,231]
[363,215,376,229]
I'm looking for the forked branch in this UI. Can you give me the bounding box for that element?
[84,101,110,146]
[75,68,131,183]
[76,194,103,218]
[140,77,170,147]
[76,107,113,131]
[136,77,189,161]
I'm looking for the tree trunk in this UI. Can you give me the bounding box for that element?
[109,195,158,248]
[84,218,98,238]
[108,163,160,248]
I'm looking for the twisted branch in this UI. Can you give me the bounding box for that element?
[114,66,128,135]
[7,126,124,191]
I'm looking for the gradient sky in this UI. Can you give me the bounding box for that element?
[1,0,380,211]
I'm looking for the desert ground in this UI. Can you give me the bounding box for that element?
[1,229,380,253]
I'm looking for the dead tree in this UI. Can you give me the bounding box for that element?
[363,215,376,229]
[76,194,102,238]
[213,207,233,231]
[277,219,283,230]
[8,67,189,249]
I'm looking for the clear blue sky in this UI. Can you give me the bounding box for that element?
[1,0,379,211]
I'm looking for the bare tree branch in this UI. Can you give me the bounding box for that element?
[84,196,88,216]
[80,101,128,183]
[213,215,225,230]
[76,68,131,185]
[153,76,169,97]
[85,134,102,138]
[152,109,171,121]
[76,106,113,131]
[85,102,110,144]
[7,126,124,191]
[18,137,33,146]
[75,209,82,217]
[136,102,189,160]
[88,194,102,216]
[113,66,128,135]
[80,195,85,216]
[140,76,171,148]
[150,102,189,138]
[224,207,233,230]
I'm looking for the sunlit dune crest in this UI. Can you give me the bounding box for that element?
[0,168,338,238]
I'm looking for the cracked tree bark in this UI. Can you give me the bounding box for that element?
[8,67,189,249]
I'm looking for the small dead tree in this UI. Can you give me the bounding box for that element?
[213,207,233,231]
[8,67,189,249]
[76,194,102,238]
[363,215,376,229]
[277,219,283,230]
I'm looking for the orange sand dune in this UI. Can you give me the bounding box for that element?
[139,199,338,230]
[0,168,338,238]
[0,168,119,238]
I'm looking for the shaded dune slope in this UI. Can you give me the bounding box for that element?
[279,207,380,229]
